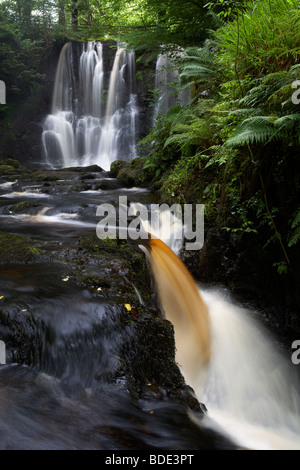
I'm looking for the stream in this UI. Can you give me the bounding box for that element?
[0,170,299,451]
[0,39,299,452]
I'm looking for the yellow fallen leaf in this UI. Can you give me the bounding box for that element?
[0,296,4,300]
[124,304,132,312]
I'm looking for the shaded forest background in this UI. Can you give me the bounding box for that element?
[0,0,299,333]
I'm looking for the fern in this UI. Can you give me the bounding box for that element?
[225,112,300,147]
[225,115,277,146]
[178,40,222,98]
[239,67,300,110]
[164,119,209,153]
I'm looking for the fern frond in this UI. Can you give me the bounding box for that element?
[225,116,277,147]
[225,112,300,147]
[275,113,300,127]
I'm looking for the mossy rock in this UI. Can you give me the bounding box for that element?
[78,273,111,289]
[30,171,61,182]
[110,160,128,178]
[76,235,153,306]
[2,158,20,169]
[77,235,125,256]
[10,201,43,215]
[129,157,147,186]
[0,165,17,176]
[129,157,143,172]
[95,179,121,190]
[117,167,135,188]
[0,232,41,264]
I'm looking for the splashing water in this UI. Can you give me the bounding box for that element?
[141,206,300,450]
[197,288,300,450]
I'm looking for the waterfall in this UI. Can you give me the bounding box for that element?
[141,206,300,450]
[42,42,139,171]
[199,288,300,450]
[154,50,190,121]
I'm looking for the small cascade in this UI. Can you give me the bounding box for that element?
[139,205,300,450]
[42,42,139,171]
[154,50,190,121]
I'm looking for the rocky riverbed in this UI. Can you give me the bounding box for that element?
[0,159,237,450]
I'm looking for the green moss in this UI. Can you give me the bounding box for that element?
[0,232,41,264]
[78,273,111,289]
[78,235,123,255]
[2,158,20,169]
[31,171,61,182]
[110,160,127,177]
[10,201,43,214]
[129,157,147,186]
[117,167,135,188]
[76,235,153,305]
[0,165,17,175]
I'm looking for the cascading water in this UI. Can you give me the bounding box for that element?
[198,288,300,450]
[42,42,138,171]
[154,51,190,121]
[141,206,300,450]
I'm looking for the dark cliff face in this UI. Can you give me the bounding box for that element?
[0,40,63,166]
[0,40,156,167]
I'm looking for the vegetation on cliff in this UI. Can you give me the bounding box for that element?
[139,0,300,287]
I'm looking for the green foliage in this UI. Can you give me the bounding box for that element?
[178,40,222,99]
[215,0,300,86]
[288,209,300,248]
[205,0,248,19]
[140,0,300,276]
[225,113,300,147]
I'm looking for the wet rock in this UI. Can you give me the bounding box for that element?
[0,158,20,169]
[95,179,122,190]
[10,201,44,215]
[0,165,18,176]
[0,232,42,264]
[116,166,136,188]
[109,160,128,178]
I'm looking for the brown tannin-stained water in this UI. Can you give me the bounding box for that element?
[145,238,211,374]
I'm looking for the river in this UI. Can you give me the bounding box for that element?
[0,172,299,450]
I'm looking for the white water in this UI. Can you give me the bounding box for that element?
[154,50,190,121]
[0,191,51,199]
[0,208,95,229]
[42,42,139,171]
[196,288,300,450]
[142,207,300,450]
